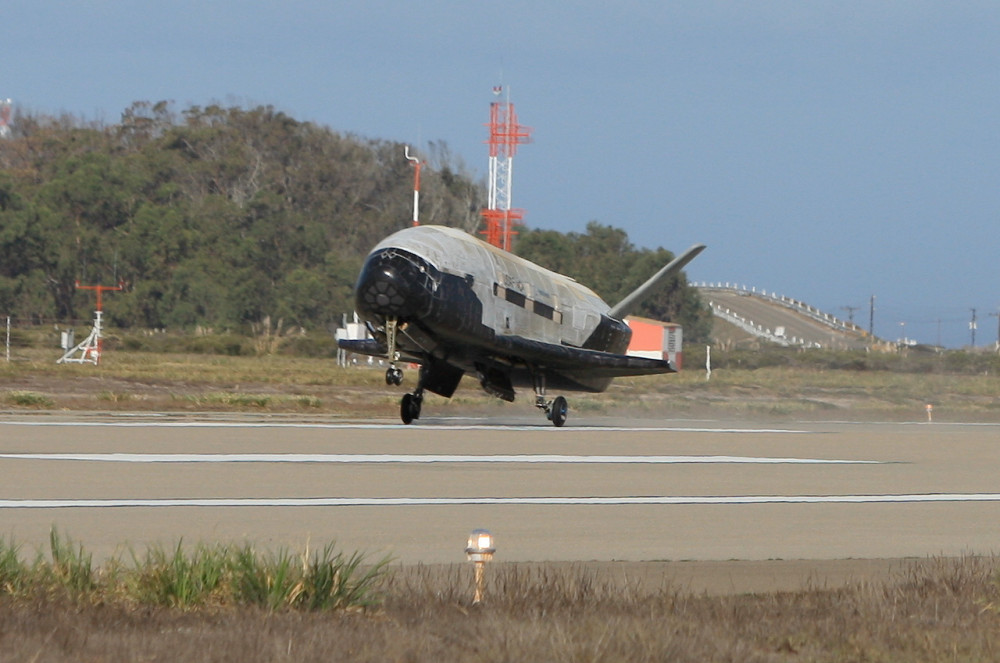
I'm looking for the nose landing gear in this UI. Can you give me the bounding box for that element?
[385,367,403,385]
[545,395,568,427]
[383,317,404,386]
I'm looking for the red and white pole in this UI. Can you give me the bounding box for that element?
[405,145,421,226]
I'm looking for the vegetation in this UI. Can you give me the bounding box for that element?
[0,101,709,339]
[683,342,1000,374]
[0,102,486,330]
[0,530,389,613]
[0,344,998,421]
[1,538,999,661]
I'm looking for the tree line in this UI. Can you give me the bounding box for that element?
[0,101,709,340]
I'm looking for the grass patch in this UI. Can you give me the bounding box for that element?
[0,537,27,596]
[292,394,322,408]
[4,390,55,408]
[0,530,390,614]
[230,543,388,612]
[97,390,135,403]
[125,541,228,609]
[193,392,273,408]
[1,553,999,660]
[45,529,95,597]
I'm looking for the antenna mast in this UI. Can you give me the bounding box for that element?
[405,145,421,226]
[57,281,124,365]
[481,86,531,250]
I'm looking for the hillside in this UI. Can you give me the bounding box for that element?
[0,101,708,338]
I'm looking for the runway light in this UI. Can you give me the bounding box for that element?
[465,528,495,604]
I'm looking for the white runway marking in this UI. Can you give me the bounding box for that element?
[0,453,880,465]
[0,421,807,433]
[0,494,998,508]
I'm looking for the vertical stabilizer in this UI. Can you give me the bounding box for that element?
[608,244,706,320]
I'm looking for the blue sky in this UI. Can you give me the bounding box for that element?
[4,1,999,347]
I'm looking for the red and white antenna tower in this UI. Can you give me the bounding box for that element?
[481,86,532,251]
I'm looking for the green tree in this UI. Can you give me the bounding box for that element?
[0,101,488,330]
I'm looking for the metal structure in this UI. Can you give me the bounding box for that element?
[405,145,421,226]
[481,87,531,251]
[57,281,124,365]
[465,529,495,604]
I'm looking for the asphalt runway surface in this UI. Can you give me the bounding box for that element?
[1,413,999,592]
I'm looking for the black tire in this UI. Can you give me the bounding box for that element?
[400,393,415,424]
[550,396,568,427]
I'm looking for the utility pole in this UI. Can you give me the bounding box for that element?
[404,145,421,227]
[990,311,1000,352]
[868,295,876,338]
[840,305,859,324]
[970,308,977,347]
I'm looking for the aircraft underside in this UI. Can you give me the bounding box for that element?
[347,310,647,427]
[362,323,608,427]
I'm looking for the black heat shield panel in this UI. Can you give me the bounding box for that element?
[490,334,676,377]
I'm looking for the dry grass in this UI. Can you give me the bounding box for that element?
[2,556,1000,662]
[2,348,999,421]
[608,367,1000,421]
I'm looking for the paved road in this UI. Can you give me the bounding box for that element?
[703,288,869,348]
[1,414,998,568]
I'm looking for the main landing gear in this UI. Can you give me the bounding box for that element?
[533,373,568,427]
[399,364,428,425]
[400,389,423,425]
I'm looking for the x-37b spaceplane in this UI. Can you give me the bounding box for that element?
[338,224,705,426]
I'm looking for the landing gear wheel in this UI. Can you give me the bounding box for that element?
[385,367,403,386]
[400,392,422,425]
[549,395,568,427]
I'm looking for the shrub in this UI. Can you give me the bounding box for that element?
[4,391,55,408]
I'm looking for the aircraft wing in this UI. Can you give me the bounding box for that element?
[491,334,676,377]
[339,334,674,377]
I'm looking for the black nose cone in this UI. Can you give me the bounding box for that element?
[363,269,408,314]
[355,248,436,320]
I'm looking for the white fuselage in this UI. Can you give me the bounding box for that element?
[370,225,613,350]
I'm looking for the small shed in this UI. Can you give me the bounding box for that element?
[625,316,683,370]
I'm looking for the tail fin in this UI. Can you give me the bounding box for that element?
[608,244,706,320]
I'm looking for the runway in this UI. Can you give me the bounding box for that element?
[1,415,999,565]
